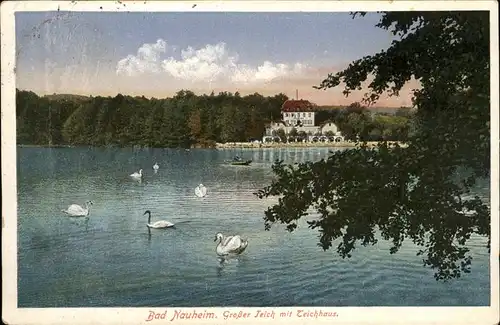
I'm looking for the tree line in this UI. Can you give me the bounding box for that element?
[16,89,413,147]
[16,89,287,147]
[311,102,414,141]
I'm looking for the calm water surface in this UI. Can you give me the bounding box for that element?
[17,147,490,307]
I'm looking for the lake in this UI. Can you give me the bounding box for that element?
[17,147,490,307]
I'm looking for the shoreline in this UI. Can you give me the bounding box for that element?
[16,141,406,149]
[215,141,405,149]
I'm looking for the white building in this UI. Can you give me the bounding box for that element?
[263,99,343,142]
[318,121,341,135]
[264,122,318,136]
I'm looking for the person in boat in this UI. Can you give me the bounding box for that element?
[233,155,242,162]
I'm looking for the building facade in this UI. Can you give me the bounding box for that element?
[281,99,316,127]
[263,99,344,142]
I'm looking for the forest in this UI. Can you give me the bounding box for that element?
[16,88,412,147]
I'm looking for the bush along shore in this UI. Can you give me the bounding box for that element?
[215,141,406,149]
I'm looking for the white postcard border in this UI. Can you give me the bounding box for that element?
[2,1,499,325]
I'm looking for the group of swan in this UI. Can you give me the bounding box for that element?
[62,162,246,257]
[130,162,160,180]
[61,204,247,256]
[130,165,207,199]
[142,211,248,256]
[129,162,206,197]
[61,185,206,219]
[142,209,247,256]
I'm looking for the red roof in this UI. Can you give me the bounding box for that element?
[281,99,316,112]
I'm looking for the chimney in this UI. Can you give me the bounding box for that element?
[296,89,298,100]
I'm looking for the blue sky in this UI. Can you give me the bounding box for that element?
[15,11,414,106]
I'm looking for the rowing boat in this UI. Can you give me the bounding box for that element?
[226,159,252,166]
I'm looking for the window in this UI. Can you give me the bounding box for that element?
[308,113,311,117]
[284,113,288,117]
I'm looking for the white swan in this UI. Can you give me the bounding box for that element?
[130,169,143,179]
[62,201,93,217]
[153,163,159,171]
[195,183,207,198]
[214,233,248,256]
[144,210,175,229]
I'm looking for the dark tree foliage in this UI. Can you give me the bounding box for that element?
[16,90,81,145]
[255,11,491,281]
[16,90,289,148]
[345,101,366,114]
[315,103,411,141]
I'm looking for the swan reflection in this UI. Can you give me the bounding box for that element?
[215,254,249,277]
[147,227,152,245]
[66,214,91,232]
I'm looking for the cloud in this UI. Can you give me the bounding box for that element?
[116,39,307,84]
[116,39,167,76]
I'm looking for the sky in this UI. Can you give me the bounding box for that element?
[15,11,417,106]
